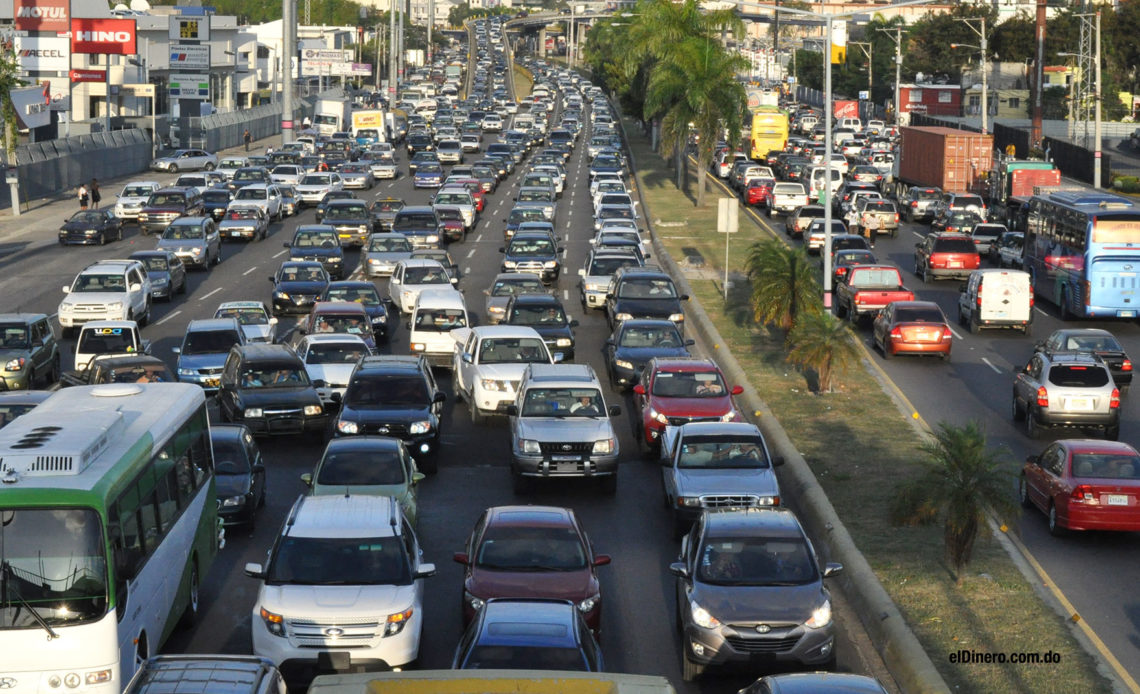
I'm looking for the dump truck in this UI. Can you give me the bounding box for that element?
[892,126,993,199]
[308,671,677,694]
[987,156,1060,230]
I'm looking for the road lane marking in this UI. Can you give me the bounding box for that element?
[1034,306,1047,316]
[980,357,1002,374]
[154,310,182,326]
[947,325,962,340]
[563,290,569,301]
[911,230,923,239]
[242,266,259,276]
[273,249,287,258]
[466,248,476,259]
[197,287,222,301]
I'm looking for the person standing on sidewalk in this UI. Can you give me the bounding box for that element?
[78,184,89,210]
[89,179,101,209]
[243,129,252,152]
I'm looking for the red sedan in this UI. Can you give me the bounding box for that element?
[453,505,611,633]
[745,178,775,207]
[1020,439,1140,535]
[871,301,952,360]
[632,357,743,453]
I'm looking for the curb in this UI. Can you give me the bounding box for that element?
[617,114,951,694]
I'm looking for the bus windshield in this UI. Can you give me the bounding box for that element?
[0,508,108,628]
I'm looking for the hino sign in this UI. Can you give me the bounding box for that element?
[70,18,137,55]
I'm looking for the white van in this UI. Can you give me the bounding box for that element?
[956,269,1033,335]
[409,289,470,368]
[807,166,843,202]
[838,116,862,133]
[74,320,150,371]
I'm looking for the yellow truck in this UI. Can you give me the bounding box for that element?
[308,670,677,694]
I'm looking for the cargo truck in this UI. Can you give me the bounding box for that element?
[351,109,386,145]
[309,670,677,694]
[314,98,352,136]
[987,157,1060,230]
[892,126,993,200]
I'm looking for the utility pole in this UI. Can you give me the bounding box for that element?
[282,0,295,144]
[388,1,397,101]
[1094,10,1102,188]
[849,41,872,95]
[427,0,434,67]
[953,16,988,134]
[877,27,903,125]
[1031,0,1046,148]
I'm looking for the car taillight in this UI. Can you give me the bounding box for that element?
[1111,388,1121,409]
[1123,360,1133,372]
[889,327,902,339]
[836,266,848,276]
[1070,485,1096,503]
[910,201,918,207]
[976,282,983,308]
[1036,386,1048,407]
[1084,280,1091,308]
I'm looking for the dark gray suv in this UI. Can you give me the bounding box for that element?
[670,508,842,680]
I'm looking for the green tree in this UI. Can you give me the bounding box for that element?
[786,311,858,394]
[744,240,820,332]
[890,421,1017,586]
[0,44,23,159]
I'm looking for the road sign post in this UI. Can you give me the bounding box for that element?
[717,197,739,301]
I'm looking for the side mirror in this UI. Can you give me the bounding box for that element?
[668,561,689,578]
[505,404,519,416]
[300,472,313,486]
[453,551,470,565]
[772,454,786,467]
[330,392,343,404]
[593,554,612,567]
[633,384,646,395]
[243,562,265,579]
[62,285,71,293]
[608,405,622,417]
[681,295,690,301]
[685,339,695,347]
[283,242,291,248]
[1027,454,1040,466]
[414,563,437,579]
[578,268,586,277]
[171,346,181,354]
[498,247,505,253]
[268,276,276,283]
[823,562,844,578]
[569,319,579,328]
[269,317,279,326]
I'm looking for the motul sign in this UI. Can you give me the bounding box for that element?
[14,0,70,32]
[70,18,137,55]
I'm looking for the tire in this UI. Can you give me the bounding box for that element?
[881,340,892,359]
[178,563,200,629]
[969,315,981,335]
[117,227,123,242]
[1059,289,1073,322]
[922,265,932,284]
[1025,408,1041,439]
[469,397,484,425]
[956,306,967,327]
[835,301,848,319]
[1019,476,1034,508]
[99,231,107,246]
[169,164,179,173]
[1022,322,1032,337]
[1011,394,1024,422]
[1048,504,1066,537]
[177,276,187,295]
[140,301,151,327]
[204,162,215,171]
[681,651,704,682]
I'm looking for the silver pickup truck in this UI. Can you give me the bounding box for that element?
[768,182,808,218]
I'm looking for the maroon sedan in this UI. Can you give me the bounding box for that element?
[454,506,611,633]
[1021,439,1140,536]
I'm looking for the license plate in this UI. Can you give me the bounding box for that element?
[552,455,580,462]
[1065,397,1092,411]
[1106,494,1129,506]
[1120,311,1137,318]
[204,378,220,387]
[948,261,963,268]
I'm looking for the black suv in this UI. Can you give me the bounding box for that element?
[229,167,273,190]
[331,355,446,473]
[605,267,689,333]
[321,199,373,248]
[285,225,346,280]
[137,187,205,236]
[503,293,578,361]
[216,343,328,436]
[500,231,564,284]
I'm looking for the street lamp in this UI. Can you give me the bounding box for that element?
[848,40,872,95]
[951,16,988,135]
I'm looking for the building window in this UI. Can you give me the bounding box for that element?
[1008,97,1020,109]
[968,95,980,107]
[909,90,922,102]
[938,91,952,103]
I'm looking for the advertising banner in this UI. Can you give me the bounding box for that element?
[302,48,352,62]
[14,0,69,33]
[69,69,106,83]
[71,18,137,55]
[14,36,69,71]
[170,44,210,71]
[170,74,209,99]
[170,16,210,41]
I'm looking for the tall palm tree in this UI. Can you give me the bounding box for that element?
[786,311,859,394]
[891,421,1017,586]
[744,240,821,332]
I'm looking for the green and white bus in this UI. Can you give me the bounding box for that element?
[0,383,222,694]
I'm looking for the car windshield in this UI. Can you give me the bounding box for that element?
[508,209,546,224]
[394,213,438,230]
[617,278,676,299]
[435,193,467,205]
[305,341,368,364]
[280,266,326,283]
[345,374,429,407]
[478,337,547,364]
[76,326,137,354]
[0,402,37,430]
[1047,364,1110,388]
[325,286,382,306]
[220,159,245,168]
[312,314,369,336]
[317,448,406,485]
[182,329,240,355]
[678,436,768,469]
[507,239,555,257]
[369,237,413,253]
[403,266,450,284]
[508,304,566,326]
[301,175,332,186]
[894,307,945,323]
[618,324,682,348]
[475,524,587,571]
[146,194,186,207]
[240,365,309,388]
[66,211,106,224]
[215,308,269,326]
[233,170,263,182]
[235,189,267,201]
[162,224,204,241]
[698,537,817,586]
[520,388,603,417]
[212,438,251,474]
[293,233,338,248]
[122,185,154,197]
[325,205,368,220]
[267,536,411,585]
[651,371,726,398]
[414,309,467,332]
[109,364,170,383]
[0,325,29,349]
[203,191,231,204]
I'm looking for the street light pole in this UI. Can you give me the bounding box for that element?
[877,27,903,125]
[282,0,295,144]
[954,17,988,134]
[1094,10,1102,188]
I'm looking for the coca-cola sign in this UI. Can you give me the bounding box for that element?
[71,18,137,55]
[14,0,70,33]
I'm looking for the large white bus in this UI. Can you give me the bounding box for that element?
[0,383,222,694]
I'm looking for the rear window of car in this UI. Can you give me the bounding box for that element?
[894,307,945,323]
[954,195,984,207]
[933,238,979,254]
[1048,364,1111,388]
[912,189,941,200]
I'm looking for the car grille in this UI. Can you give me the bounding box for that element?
[287,616,382,646]
[724,633,801,654]
[140,211,180,224]
[198,367,223,376]
[701,494,762,508]
[539,441,593,454]
[292,294,317,305]
[362,422,409,436]
[71,303,118,314]
[666,415,721,426]
[513,261,547,273]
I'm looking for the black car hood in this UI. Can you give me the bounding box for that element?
[62,221,106,231]
[237,385,321,409]
[341,404,432,425]
[613,297,682,318]
[276,280,329,294]
[215,473,251,497]
[614,344,690,363]
[528,324,573,342]
[289,247,343,259]
[690,580,825,624]
[325,216,372,227]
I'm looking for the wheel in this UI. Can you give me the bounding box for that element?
[599,474,617,495]
[922,265,932,284]
[1025,408,1041,438]
[177,276,187,294]
[1048,504,1066,537]
[178,563,199,628]
[511,472,531,495]
[169,164,179,173]
[1106,425,1120,441]
[1011,394,1024,422]
[1022,322,1032,337]
[835,301,848,318]
[98,231,107,246]
[969,315,981,335]
[1019,476,1034,508]
[469,397,484,425]
[212,248,221,266]
[681,651,704,682]
[956,306,967,327]
[44,355,61,386]
[204,162,215,171]
[116,226,123,242]
[1059,289,1073,322]
[881,340,892,359]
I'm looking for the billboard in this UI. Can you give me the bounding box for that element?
[14,0,69,33]
[302,48,352,62]
[170,74,209,99]
[170,16,210,41]
[9,85,52,129]
[833,99,858,119]
[14,36,69,72]
[71,18,138,55]
[70,69,106,83]
[170,44,210,71]
[302,61,371,77]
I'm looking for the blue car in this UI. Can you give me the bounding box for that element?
[173,317,247,392]
[452,599,603,671]
[604,318,694,391]
[414,163,444,189]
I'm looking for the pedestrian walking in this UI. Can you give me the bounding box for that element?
[243,129,252,152]
[78,184,89,210]
[89,179,101,209]
[863,212,880,249]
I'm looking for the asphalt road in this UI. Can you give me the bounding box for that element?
[2,107,894,689]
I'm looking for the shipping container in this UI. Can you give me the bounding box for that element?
[894,126,992,197]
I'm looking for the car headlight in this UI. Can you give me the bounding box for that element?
[721,411,738,422]
[648,407,668,424]
[244,408,263,418]
[222,495,246,507]
[304,405,323,416]
[178,367,196,377]
[678,496,702,507]
[480,378,506,392]
[84,229,98,236]
[368,258,381,265]
[577,593,600,613]
[543,260,558,268]
[614,312,633,322]
[585,282,606,292]
[260,606,285,636]
[409,420,432,435]
[690,600,721,629]
[191,248,203,255]
[519,438,541,454]
[593,438,615,454]
[337,419,359,434]
[668,313,685,322]
[464,590,485,612]
[615,359,633,371]
[555,338,572,347]
[488,305,505,315]
[503,260,517,268]
[805,599,832,628]
[274,291,289,299]
[410,342,425,351]
[5,357,26,372]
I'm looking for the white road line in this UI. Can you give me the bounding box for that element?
[1034,306,1047,316]
[197,287,223,301]
[563,289,569,301]
[981,357,1002,374]
[947,325,963,340]
[242,266,260,276]
[475,233,483,242]
[911,230,923,239]
[154,310,183,326]
[273,249,288,258]
[466,248,476,259]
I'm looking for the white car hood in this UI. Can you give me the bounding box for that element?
[475,362,531,382]
[60,292,124,308]
[118,195,149,207]
[260,582,417,617]
[305,362,357,386]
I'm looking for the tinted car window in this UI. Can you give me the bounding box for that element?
[697,537,817,585]
[317,449,405,485]
[893,307,945,323]
[933,238,979,253]
[346,374,429,406]
[267,536,411,584]
[1047,365,1110,388]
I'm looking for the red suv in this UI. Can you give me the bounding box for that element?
[745,178,775,207]
[632,357,743,453]
[914,232,981,282]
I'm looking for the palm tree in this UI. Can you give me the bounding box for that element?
[786,311,859,394]
[890,421,1017,586]
[744,240,821,332]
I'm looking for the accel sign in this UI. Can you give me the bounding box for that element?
[70,18,137,55]
[14,0,69,33]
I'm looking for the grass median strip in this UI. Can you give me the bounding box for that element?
[626,120,1110,693]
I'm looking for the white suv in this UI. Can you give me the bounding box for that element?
[57,259,152,337]
[246,494,435,679]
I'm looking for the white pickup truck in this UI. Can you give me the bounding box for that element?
[768,182,809,218]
